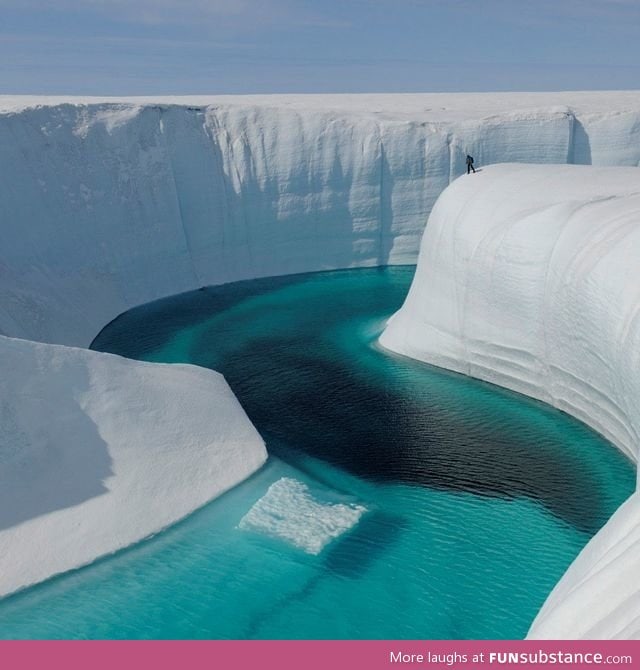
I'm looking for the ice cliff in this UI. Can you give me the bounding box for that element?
[380,163,640,639]
[3,93,640,611]
[2,92,640,347]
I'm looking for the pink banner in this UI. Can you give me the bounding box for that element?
[0,641,637,670]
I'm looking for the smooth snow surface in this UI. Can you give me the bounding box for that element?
[2,92,640,347]
[380,163,640,639]
[238,477,366,554]
[0,335,266,597]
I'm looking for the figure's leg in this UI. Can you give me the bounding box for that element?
[472,165,476,173]
[467,164,471,174]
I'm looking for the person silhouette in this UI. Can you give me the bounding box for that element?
[466,154,476,174]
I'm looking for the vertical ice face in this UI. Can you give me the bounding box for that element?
[1,93,640,347]
[381,163,640,464]
[380,163,640,639]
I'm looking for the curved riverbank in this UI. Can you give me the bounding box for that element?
[381,164,640,638]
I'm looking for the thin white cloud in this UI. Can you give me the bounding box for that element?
[371,0,640,19]
[0,0,350,30]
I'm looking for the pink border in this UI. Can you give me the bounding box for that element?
[1,640,638,670]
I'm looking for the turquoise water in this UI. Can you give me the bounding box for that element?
[0,267,634,639]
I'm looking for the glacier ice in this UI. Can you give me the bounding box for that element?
[238,477,366,554]
[2,92,640,347]
[0,335,266,597]
[3,93,640,620]
[380,163,640,639]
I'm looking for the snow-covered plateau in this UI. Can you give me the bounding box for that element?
[380,163,640,639]
[2,93,640,630]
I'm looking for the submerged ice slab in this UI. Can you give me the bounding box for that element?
[0,335,267,597]
[380,163,640,639]
[239,477,366,554]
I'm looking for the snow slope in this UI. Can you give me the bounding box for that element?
[380,163,640,639]
[0,335,266,597]
[2,92,640,347]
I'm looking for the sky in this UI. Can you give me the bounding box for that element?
[1,0,639,95]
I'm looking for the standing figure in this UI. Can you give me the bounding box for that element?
[466,154,476,174]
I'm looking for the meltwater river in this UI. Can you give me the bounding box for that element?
[0,267,634,639]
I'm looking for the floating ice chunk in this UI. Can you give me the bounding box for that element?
[238,478,366,554]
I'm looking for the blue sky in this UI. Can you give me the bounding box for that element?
[1,0,639,94]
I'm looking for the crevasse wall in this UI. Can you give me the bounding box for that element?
[3,92,640,347]
[380,163,640,639]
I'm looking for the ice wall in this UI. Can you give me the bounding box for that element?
[380,163,640,639]
[2,92,640,347]
[0,335,267,596]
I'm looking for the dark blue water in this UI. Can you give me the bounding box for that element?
[0,267,633,639]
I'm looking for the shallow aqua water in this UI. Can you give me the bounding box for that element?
[0,267,634,639]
